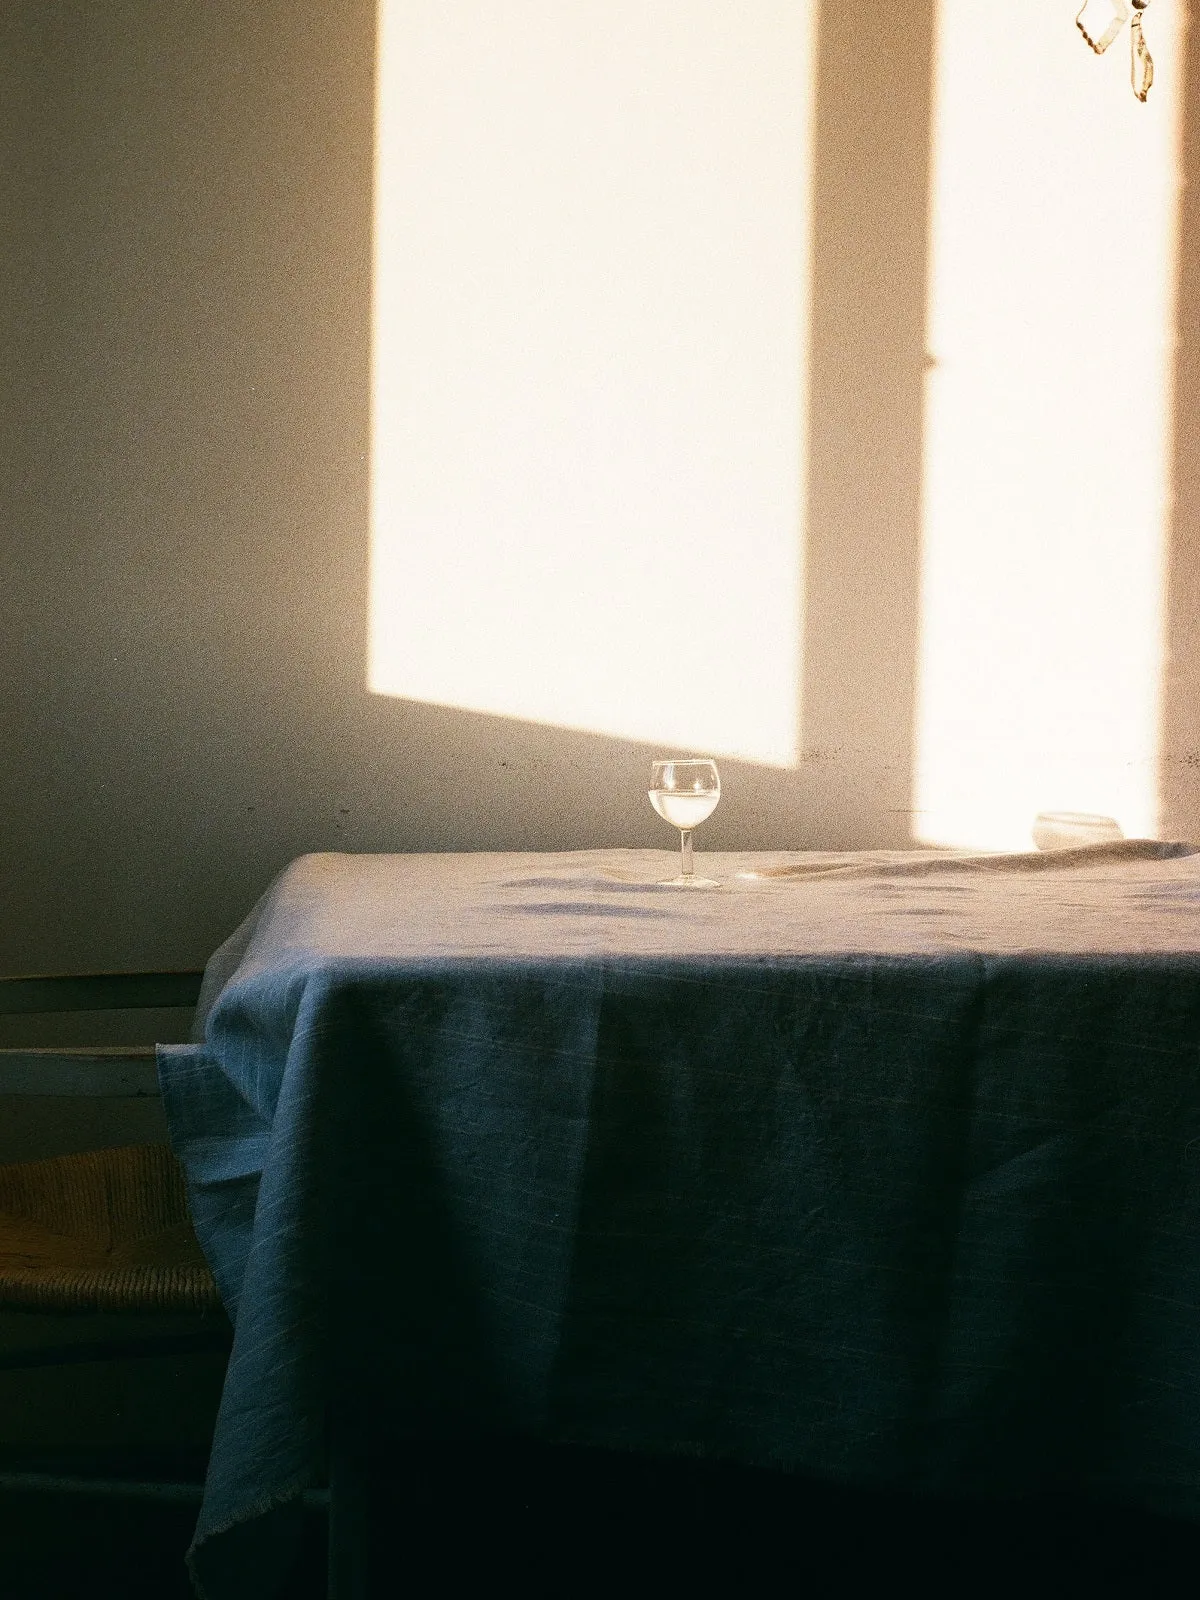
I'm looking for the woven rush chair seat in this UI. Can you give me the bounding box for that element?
[0,1143,221,1315]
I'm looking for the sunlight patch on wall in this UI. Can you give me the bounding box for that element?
[368,2,816,765]
[914,0,1182,850]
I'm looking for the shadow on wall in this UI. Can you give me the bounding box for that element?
[0,1,938,973]
[1162,0,1200,838]
[2,2,1199,976]
[798,0,935,849]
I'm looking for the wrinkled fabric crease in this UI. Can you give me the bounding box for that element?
[158,844,1200,1596]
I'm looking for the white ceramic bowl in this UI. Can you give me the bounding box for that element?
[1031,812,1124,852]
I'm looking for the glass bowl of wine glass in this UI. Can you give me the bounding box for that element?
[648,759,721,886]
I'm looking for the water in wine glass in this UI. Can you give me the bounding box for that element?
[648,758,720,885]
[648,789,720,830]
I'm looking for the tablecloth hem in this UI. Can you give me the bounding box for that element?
[186,1469,315,1600]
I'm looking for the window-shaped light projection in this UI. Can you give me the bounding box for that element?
[369,2,817,765]
[914,0,1181,850]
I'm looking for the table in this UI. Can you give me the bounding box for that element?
[158,844,1200,1598]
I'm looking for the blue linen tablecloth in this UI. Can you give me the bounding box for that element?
[159,843,1200,1597]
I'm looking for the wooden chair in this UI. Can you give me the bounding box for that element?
[0,973,229,1499]
[0,971,354,1598]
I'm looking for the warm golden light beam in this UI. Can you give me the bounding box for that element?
[368,2,817,766]
[914,0,1182,850]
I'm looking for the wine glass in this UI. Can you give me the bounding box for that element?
[648,759,721,886]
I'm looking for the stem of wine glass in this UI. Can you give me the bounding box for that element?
[680,829,694,878]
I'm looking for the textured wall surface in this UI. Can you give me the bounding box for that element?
[2,1,1200,982]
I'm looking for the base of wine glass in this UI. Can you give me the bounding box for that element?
[658,875,721,888]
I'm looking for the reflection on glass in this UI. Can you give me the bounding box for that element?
[649,760,720,887]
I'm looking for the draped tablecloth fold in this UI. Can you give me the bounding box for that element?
[159,845,1200,1597]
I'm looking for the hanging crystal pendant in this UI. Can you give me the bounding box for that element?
[1076,0,1130,54]
[1131,6,1154,101]
[1076,0,1155,102]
